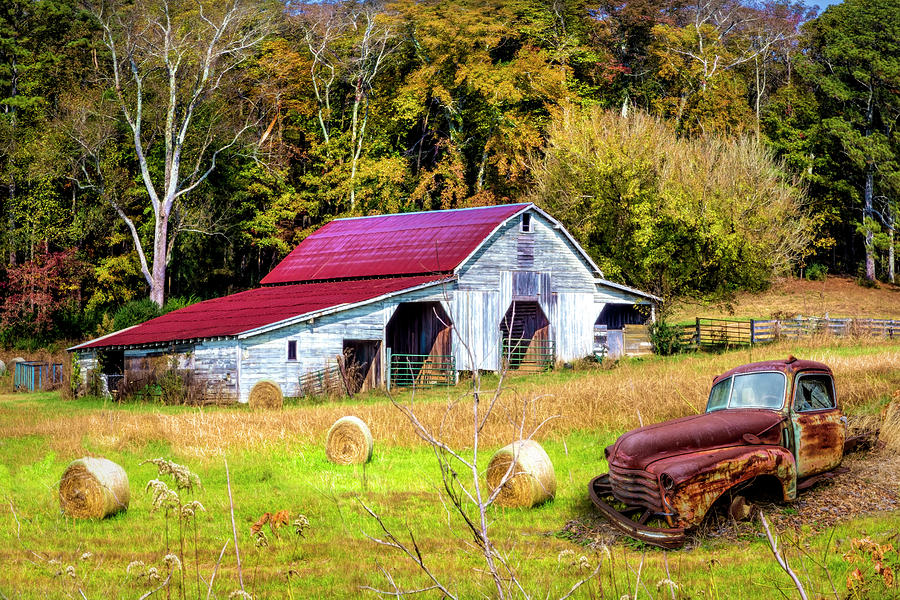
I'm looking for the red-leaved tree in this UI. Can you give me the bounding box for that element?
[0,247,88,339]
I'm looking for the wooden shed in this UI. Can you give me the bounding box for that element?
[70,204,658,402]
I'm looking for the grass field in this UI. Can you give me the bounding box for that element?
[1,338,899,599]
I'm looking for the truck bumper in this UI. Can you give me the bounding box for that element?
[588,474,687,549]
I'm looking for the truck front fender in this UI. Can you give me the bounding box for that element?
[647,445,796,528]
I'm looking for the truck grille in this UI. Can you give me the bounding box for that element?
[608,464,663,511]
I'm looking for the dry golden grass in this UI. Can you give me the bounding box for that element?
[669,275,900,321]
[879,394,900,453]
[1,339,897,460]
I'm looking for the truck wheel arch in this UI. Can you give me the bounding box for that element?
[653,446,797,528]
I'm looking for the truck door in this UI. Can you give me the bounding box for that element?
[790,373,844,478]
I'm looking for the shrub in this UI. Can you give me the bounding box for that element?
[805,263,828,281]
[648,320,686,356]
[856,276,879,289]
[112,299,163,331]
[117,355,205,405]
[111,296,200,331]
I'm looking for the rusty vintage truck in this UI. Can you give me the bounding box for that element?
[589,357,846,548]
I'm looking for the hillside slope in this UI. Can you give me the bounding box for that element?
[669,276,900,321]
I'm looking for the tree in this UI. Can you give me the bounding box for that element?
[647,0,796,135]
[0,0,92,266]
[385,0,582,204]
[86,0,273,306]
[294,0,397,210]
[531,107,810,299]
[0,245,87,343]
[799,0,900,282]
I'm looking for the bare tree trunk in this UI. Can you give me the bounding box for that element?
[864,89,876,281]
[349,83,363,209]
[6,57,17,267]
[7,178,14,267]
[754,55,762,142]
[476,142,489,193]
[151,214,170,306]
[888,211,896,284]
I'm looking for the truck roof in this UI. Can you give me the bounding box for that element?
[713,357,832,385]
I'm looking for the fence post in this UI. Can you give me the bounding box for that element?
[696,317,701,349]
[750,319,756,345]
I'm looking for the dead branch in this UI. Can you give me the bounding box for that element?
[760,511,809,600]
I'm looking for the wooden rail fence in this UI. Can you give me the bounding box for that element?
[680,317,900,350]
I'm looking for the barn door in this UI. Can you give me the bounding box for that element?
[342,340,382,393]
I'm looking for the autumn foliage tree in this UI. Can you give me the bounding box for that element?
[531,107,811,299]
[0,246,87,342]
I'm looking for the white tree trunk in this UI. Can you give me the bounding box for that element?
[92,0,270,306]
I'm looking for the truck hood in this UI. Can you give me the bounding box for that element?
[607,409,785,470]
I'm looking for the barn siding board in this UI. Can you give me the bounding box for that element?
[554,293,601,360]
[193,340,239,400]
[451,290,502,371]
[77,350,98,389]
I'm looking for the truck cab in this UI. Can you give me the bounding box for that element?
[589,357,845,548]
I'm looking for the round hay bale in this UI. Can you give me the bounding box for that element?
[326,416,373,464]
[249,379,283,410]
[0,359,5,375]
[59,457,130,519]
[486,439,556,508]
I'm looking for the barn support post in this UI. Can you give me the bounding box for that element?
[235,342,243,403]
[385,347,392,390]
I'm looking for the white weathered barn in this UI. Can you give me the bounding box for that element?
[71,203,658,402]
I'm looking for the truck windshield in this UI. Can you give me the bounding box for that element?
[706,372,786,412]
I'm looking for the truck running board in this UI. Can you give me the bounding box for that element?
[588,474,687,549]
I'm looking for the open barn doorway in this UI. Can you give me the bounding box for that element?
[98,350,124,396]
[594,304,650,358]
[386,302,454,387]
[341,340,382,393]
[500,301,553,371]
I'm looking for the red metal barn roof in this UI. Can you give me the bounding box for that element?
[74,275,450,350]
[261,203,530,284]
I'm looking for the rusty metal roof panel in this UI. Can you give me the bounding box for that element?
[73,275,450,350]
[261,204,529,284]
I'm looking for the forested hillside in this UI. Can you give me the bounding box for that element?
[0,0,897,347]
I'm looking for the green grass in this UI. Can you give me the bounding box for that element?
[1,343,899,598]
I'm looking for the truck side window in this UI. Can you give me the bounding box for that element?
[706,378,731,412]
[793,375,834,412]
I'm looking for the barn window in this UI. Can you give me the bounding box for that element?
[520,212,532,233]
[287,340,297,361]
